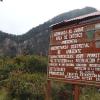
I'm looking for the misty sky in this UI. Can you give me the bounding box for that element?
[0,0,100,35]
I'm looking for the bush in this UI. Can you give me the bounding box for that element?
[0,55,48,100]
[5,73,46,100]
[80,86,100,100]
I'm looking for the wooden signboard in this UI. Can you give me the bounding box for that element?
[48,22,100,86]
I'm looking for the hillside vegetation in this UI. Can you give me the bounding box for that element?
[0,55,100,100]
[0,55,47,99]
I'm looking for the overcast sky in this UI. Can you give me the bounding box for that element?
[0,0,100,35]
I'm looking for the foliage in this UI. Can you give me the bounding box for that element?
[0,55,100,100]
[0,88,11,100]
[13,55,48,73]
[51,81,74,100]
[0,55,47,100]
[79,86,100,100]
[5,73,46,100]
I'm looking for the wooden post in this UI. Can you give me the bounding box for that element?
[74,85,80,100]
[45,80,51,100]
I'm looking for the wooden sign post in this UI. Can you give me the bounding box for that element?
[47,12,100,100]
[47,80,52,100]
[74,85,80,100]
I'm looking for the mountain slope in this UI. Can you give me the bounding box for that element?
[0,7,97,56]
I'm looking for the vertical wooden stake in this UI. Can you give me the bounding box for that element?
[46,80,52,100]
[74,85,80,100]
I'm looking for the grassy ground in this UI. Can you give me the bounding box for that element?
[0,88,8,100]
[0,86,100,100]
[79,86,100,100]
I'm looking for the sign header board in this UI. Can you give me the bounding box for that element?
[48,20,100,86]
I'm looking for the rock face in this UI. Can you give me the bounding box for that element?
[0,7,97,57]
